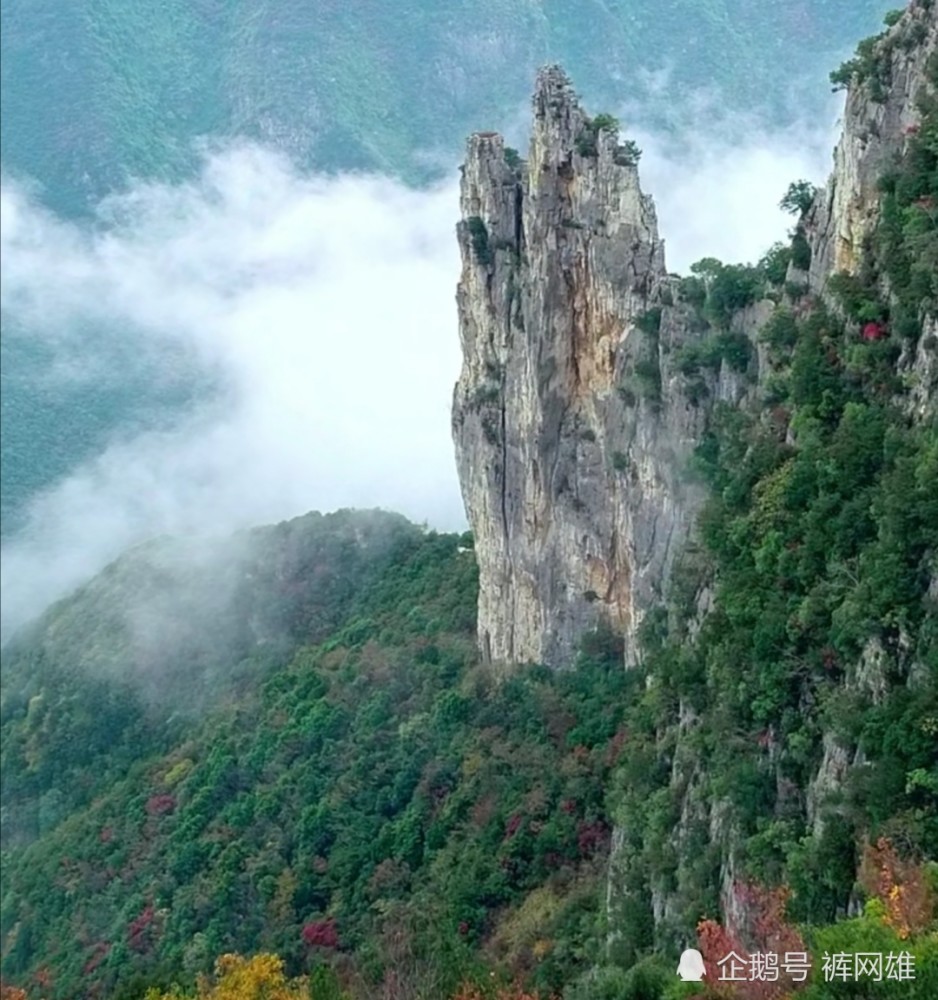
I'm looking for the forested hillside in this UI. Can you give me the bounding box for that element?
[1,0,883,218]
[3,512,931,998]
[2,8,937,1000]
[0,514,637,997]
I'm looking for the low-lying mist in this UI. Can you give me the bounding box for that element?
[0,108,835,642]
[1,148,465,640]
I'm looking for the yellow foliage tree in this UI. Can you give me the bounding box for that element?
[144,953,310,1000]
[859,837,934,940]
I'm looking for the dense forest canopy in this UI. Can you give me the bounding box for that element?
[1,6,937,1000]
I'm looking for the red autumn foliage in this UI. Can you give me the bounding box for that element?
[301,917,340,950]
[504,813,524,839]
[862,321,886,341]
[738,883,804,957]
[82,941,111,975]
[859,837,934,939]
[0,985,29,1000]
[127,905,155,953]
[695,883,807,1000]
[471,793,498,829]
[697,918,742,996]
[576,819,609,857]
[605,726,630,766]
[560,798,578,815]
[145,794,176,817]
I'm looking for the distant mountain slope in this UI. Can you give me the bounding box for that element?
[0,508,422,846]
[1,0,884,217]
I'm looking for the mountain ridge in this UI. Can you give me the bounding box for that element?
[1,0,885,219]
[1,5,937,998]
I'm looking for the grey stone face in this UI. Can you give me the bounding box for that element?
[456,68,673,669]
[453,67,765,670]
[804,2,937,418]
[805,3,937,293]
[453,7,935,674]
[453,0,937,953]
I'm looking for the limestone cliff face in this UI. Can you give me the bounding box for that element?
[452,2,937,679]
[805,0,937,290]
[452,2,937,960]
[635,1,937,948]
[799,0,937,835]
[453,67,722,669]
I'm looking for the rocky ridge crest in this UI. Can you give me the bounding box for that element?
[454,3,936,675]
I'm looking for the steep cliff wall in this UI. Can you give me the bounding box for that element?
[795,0,938,875]
[806,1,937,288]
[453,68,742,669]
[806,0,937,421]
[605,0,937,958]
[454,0,937,972]
[453,3,936,679]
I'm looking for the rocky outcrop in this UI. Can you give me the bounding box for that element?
[454,3,935,969]
[453,67,728,669]
[454,7,937,676]
[805,0,937,291]
[798,0,937,840]
[902,312,938,421]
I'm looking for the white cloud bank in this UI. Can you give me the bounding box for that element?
[1,147,465,637]
[637,109,836,270]
[0,112,836,638]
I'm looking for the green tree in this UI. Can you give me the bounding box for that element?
[780,180,817,216]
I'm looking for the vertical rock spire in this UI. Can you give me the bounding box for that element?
[453,67,704,669]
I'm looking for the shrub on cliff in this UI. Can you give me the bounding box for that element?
[780,179,817,217]
[574,113,619,156]
[466,216,493,266]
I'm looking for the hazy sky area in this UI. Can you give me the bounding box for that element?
[0,104,838,639]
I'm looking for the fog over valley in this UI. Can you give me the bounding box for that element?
[1,110,835,640]
[3,3,936,996]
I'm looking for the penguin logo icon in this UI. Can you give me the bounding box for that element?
[676,948,706,981]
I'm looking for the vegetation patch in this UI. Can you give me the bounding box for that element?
[574,112,619,157]
[466,216,493,267]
